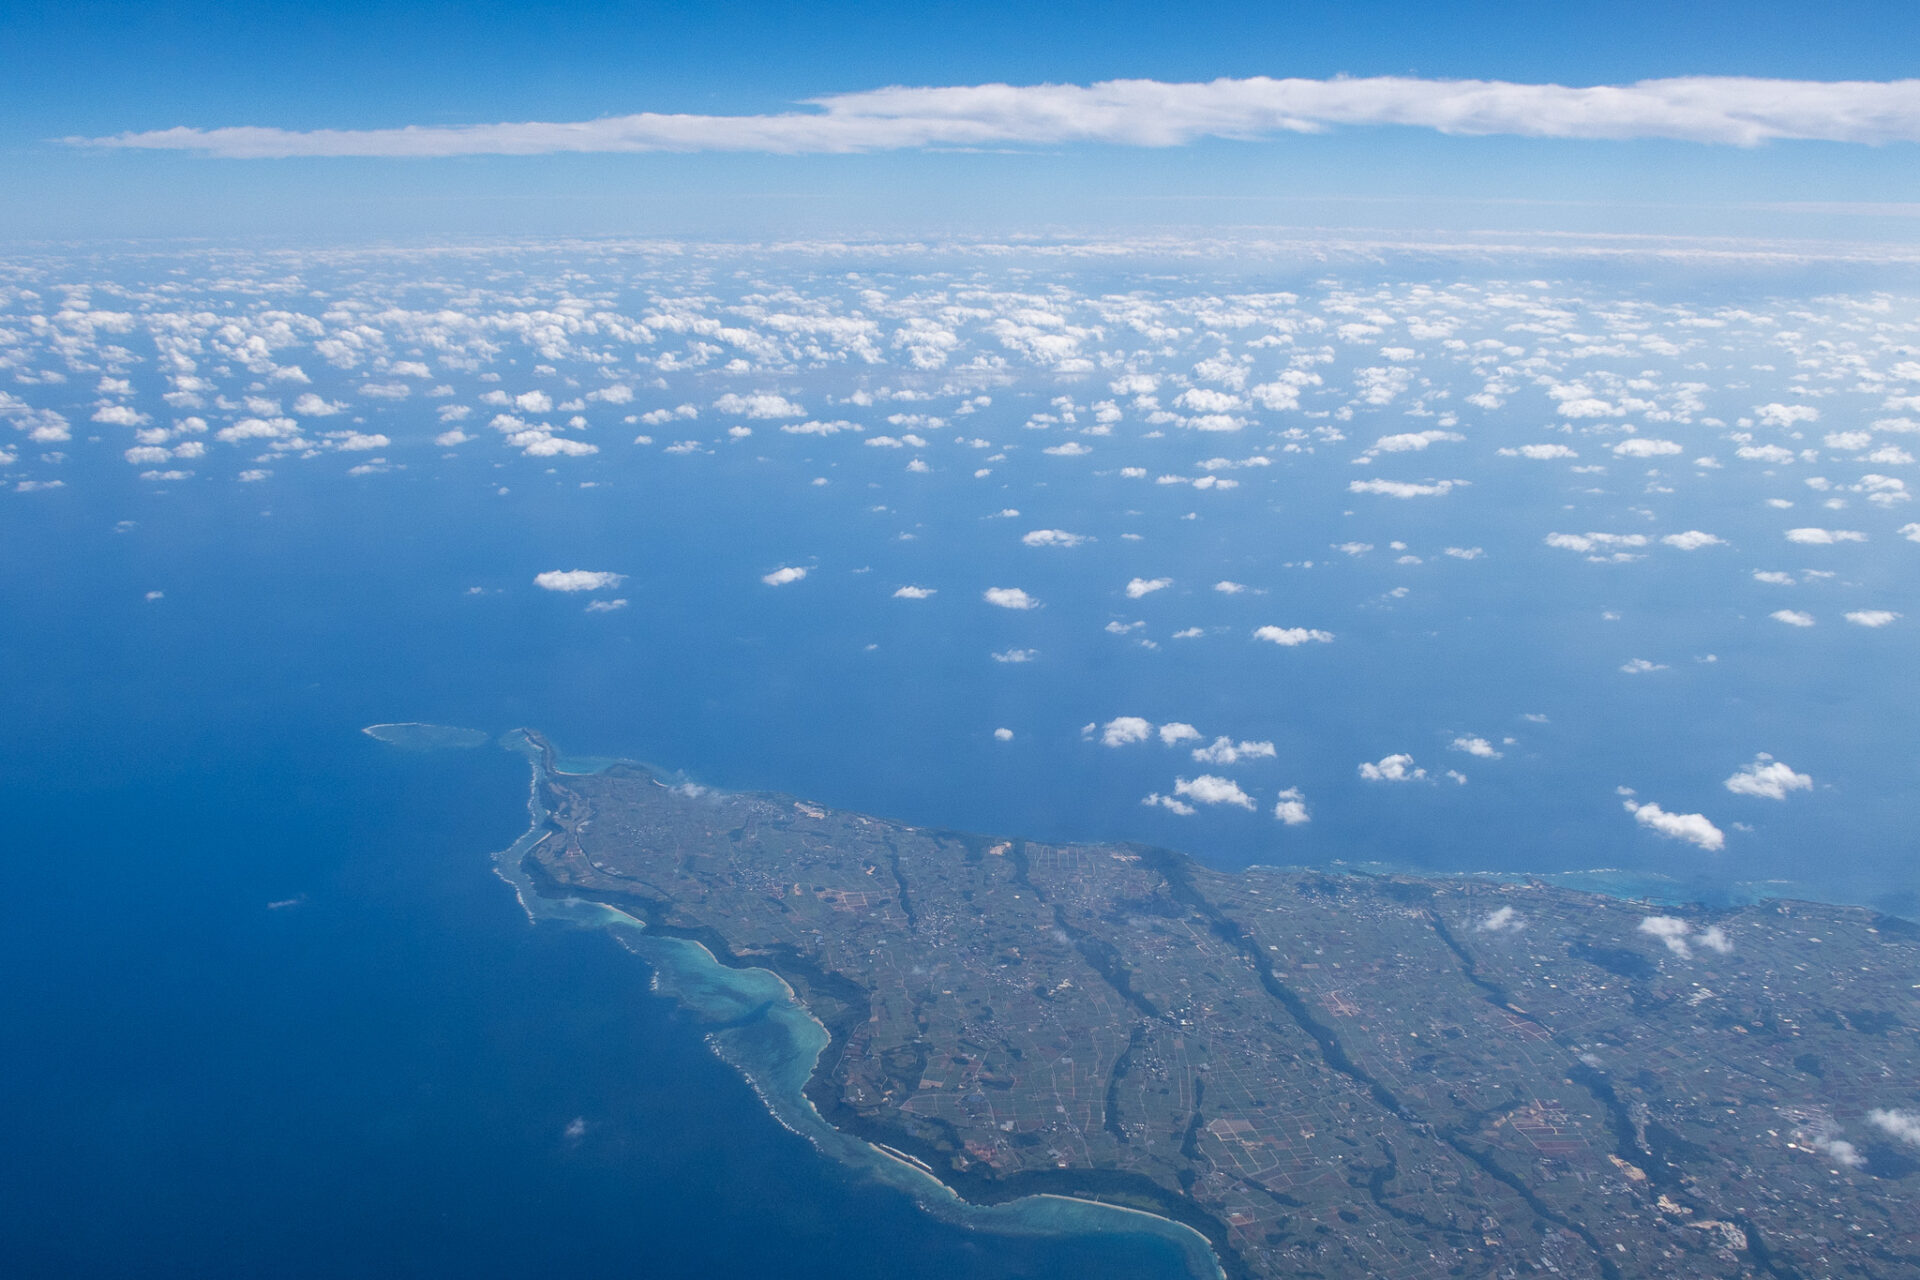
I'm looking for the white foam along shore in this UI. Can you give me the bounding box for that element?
[486,728,1228,1280]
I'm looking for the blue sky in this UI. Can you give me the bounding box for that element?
[5,1,1920,240]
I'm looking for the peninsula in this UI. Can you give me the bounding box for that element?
[512,732,1920,1280]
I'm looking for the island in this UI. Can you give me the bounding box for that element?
[504,731,1920,1280]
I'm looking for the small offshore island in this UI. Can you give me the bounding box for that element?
[498,730,1919,1280]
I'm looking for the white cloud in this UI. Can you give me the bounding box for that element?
[1175,387,1242,413]
[1347,478,1463,498]
[715,392,805,419]
[1126,576,1172,599]
[762,565,809,586]
[1756,403,1820,428]
[1358,753,1425,782]
[893,585,936,599]
[1173,774,1256,810]
[1101,716,1154,747]
[1845,609,1900,627]
[1724,756,1812,800]
[993,727,1014,742]
[1022,528,1087,548]
[87,77,1920,159]
[1272,787,1310,825]
[1545,531,1649,553]
[1901,522,1920,543]
[991,648,1037,663]
[1369,429,1463,453]
[1612,437,1683,458]
[1620,658,1668,673]
[216,416,298,442]
[1555,397,1616,418]
[1254,625,1333,646]
[1158,722,1202,746]
[1142,792,1196,816]
[1638,915,1695,957]
[1450,736,1502,759]
[1870,1109,1920,1148]
[292,393,346,416]
[1214,580,1246,594]
[584,598,629,613]
[520,434,597,457]
[1478,905,1523,932]
[1770,609,1816,627]
[534,569,625,592]
[1660,530,1725,550]
[91,404,149,427]
[1793,1120,1865,1170]
[1623,799,1725,851]
[984,586,1038,610]
[1498,443,1578,460]
[1192,737,1276,765]
[1784,527,1865,544]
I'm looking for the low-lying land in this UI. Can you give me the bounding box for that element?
[520,733,1920,1280]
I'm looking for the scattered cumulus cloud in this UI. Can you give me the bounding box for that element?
[1348,478,1464,498]
[715,392,805,419]
[1100,716,1154,747]
[1869,1109,1920,1149]
[1660,530,1725,550]
[1254,625,1333,646]
[1191,737,1275,765]
[984,586,1038,610]
[1478,906,1523,932]
[534,570,625,592]
[1623,797,1725,851]
[1612,437,1683,458]
[1272,788,1310,825]
[1172,774,1255,810]
[1723,756,1812,800]
[1358,753,1425,782]
[1784,527,1865,544]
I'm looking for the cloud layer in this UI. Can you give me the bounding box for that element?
[72,76,1920,159]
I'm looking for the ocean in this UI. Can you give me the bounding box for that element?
[5,250,1917,1276]
[0,473,1193,1279]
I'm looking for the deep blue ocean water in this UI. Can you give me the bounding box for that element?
[0,481,1193,1279]
[5,253,1918,1276]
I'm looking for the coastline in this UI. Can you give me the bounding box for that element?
[486,727,1233,1280]
[370,723,1918,1280]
